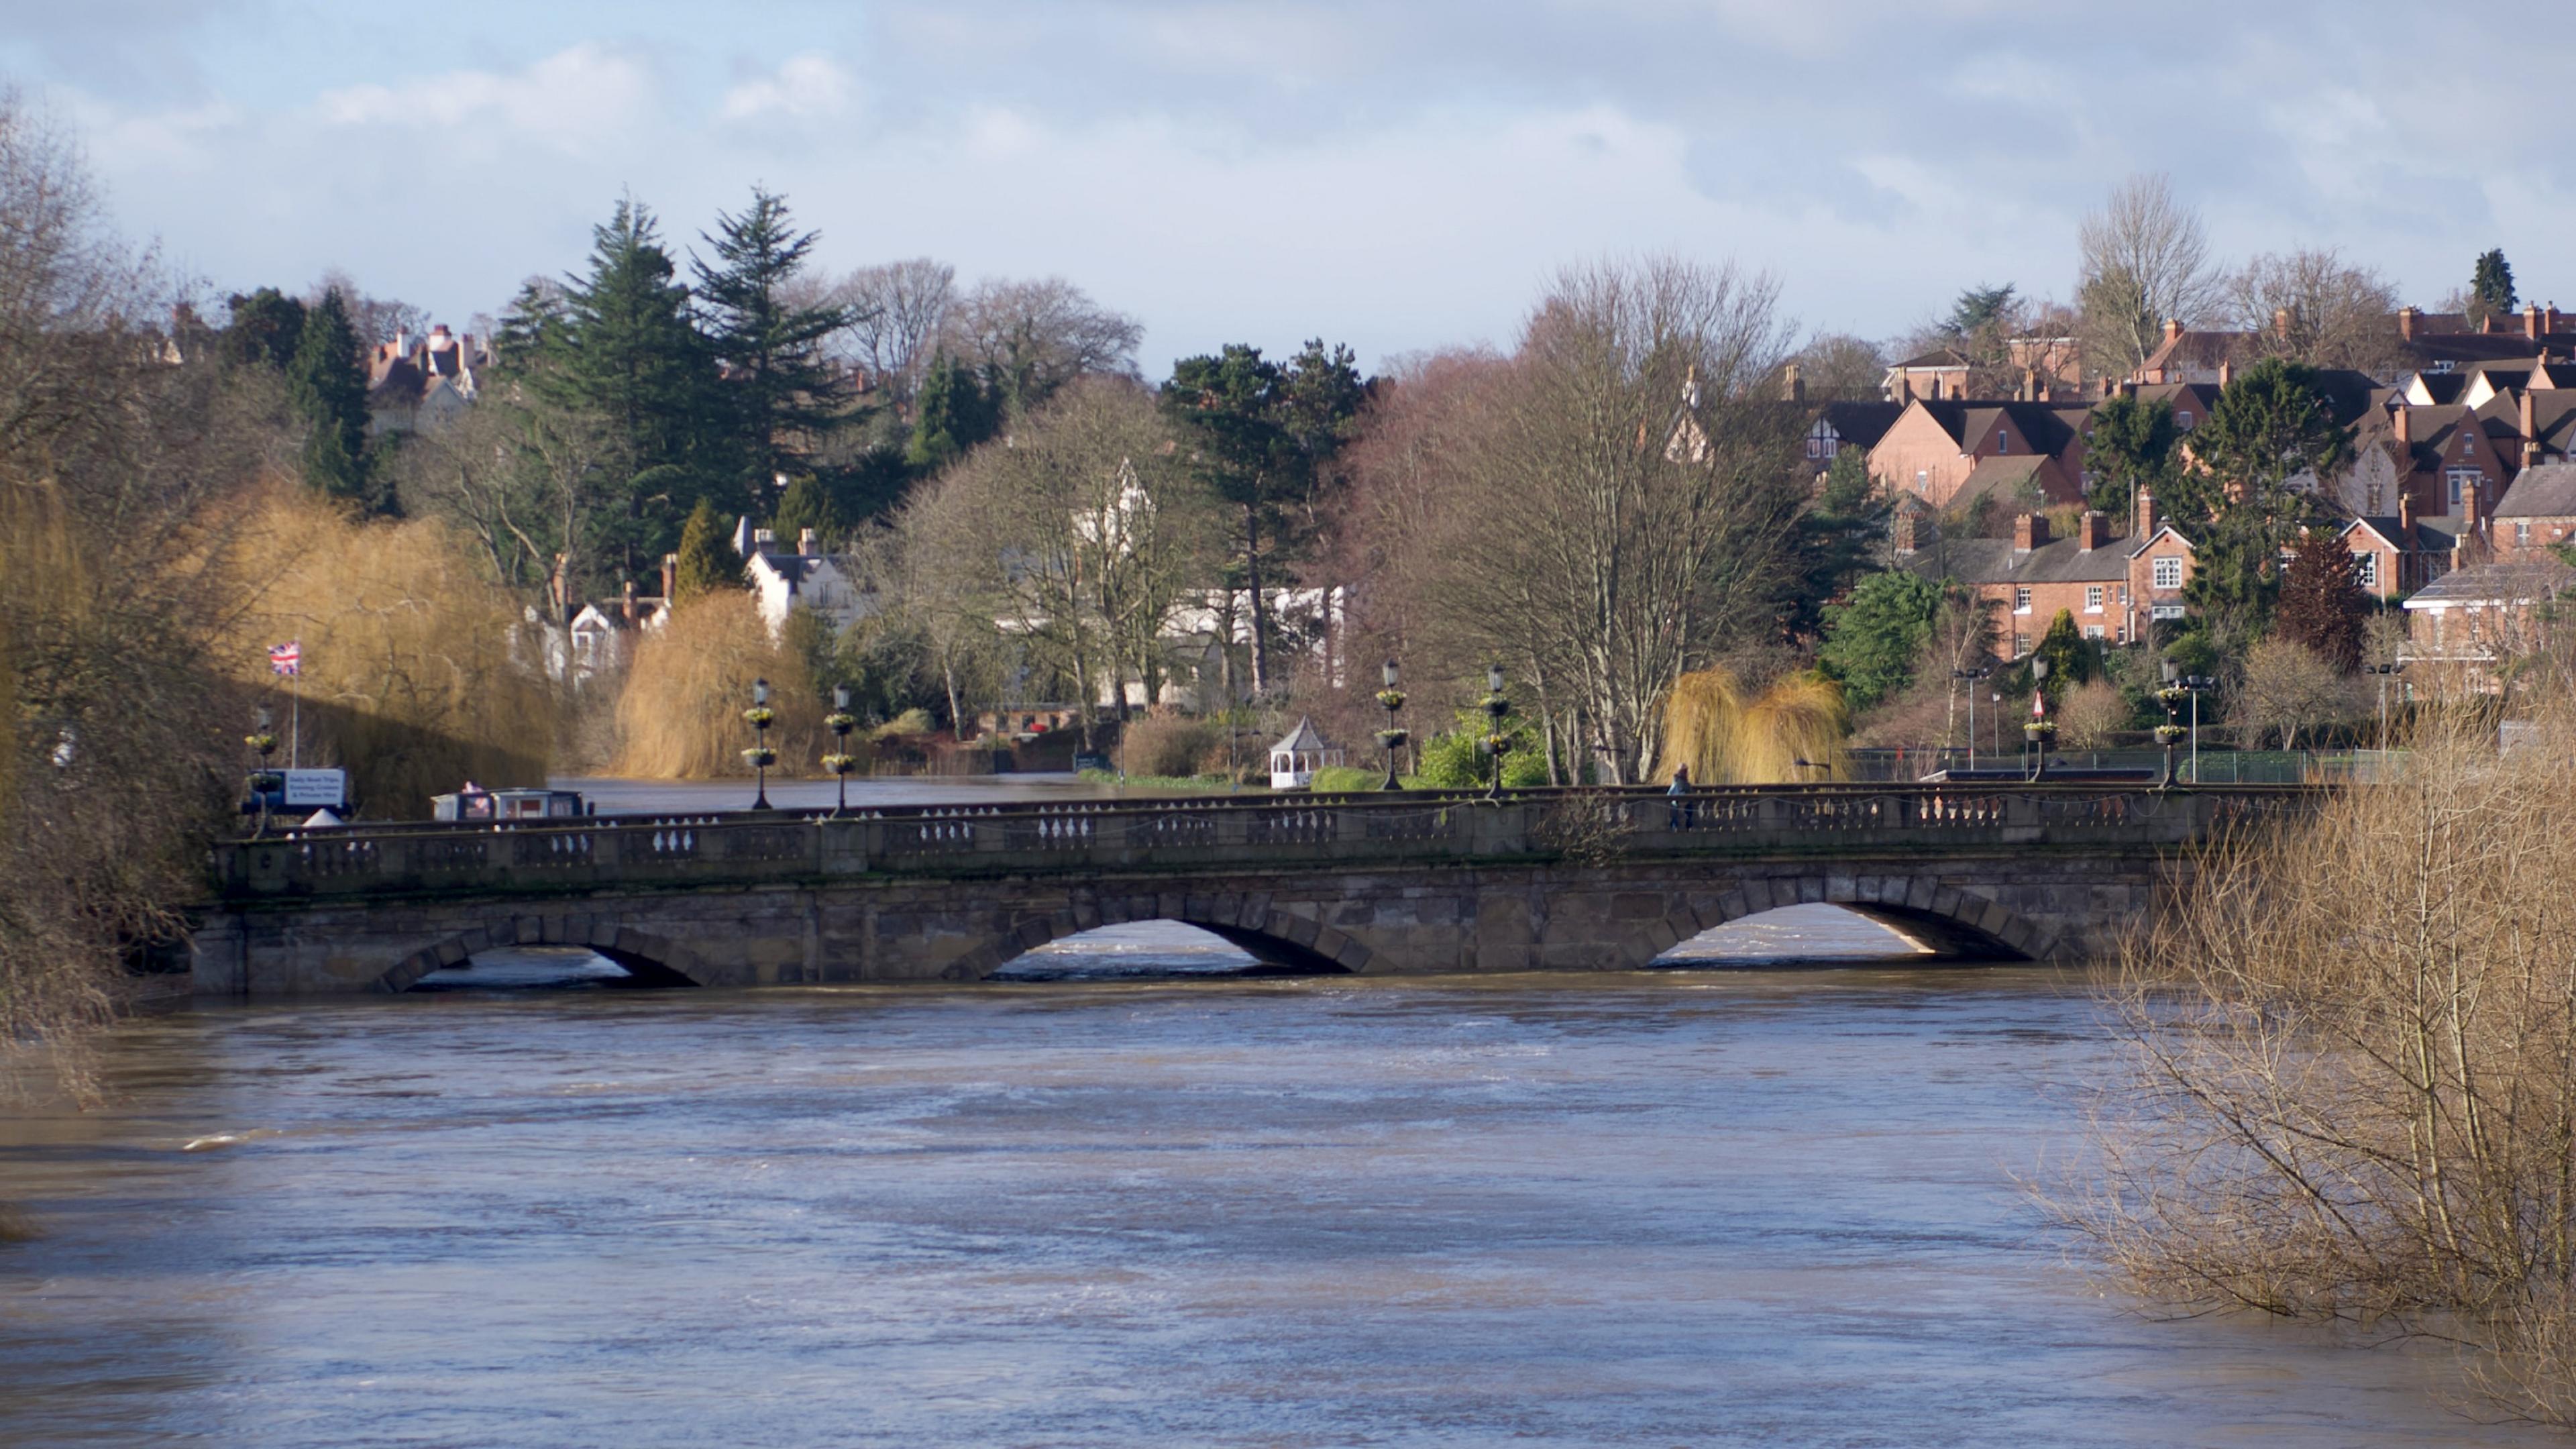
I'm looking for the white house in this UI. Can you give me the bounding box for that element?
[735,519,868,638]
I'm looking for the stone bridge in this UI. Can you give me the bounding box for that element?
[189,784,2312,996]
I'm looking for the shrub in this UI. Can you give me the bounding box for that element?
[1122,711,1220,779]
[1305,764,1385,793]
[2055,678,2129,749]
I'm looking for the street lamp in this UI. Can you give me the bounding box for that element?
[1376,658,1409,790]
[743,677,777,811]
[1990,690,2003,757]
[2023,657,2055,781]
[1482,663,1513,800]
[2364,661,2405,753]
[1951,664,1991,769]
[822,683,859,816]
[2155,661,2190,789]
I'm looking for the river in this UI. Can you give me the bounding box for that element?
[0,906,2553,1446]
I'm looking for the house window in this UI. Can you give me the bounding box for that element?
[2014,586,2033,614]
[2356,552,2379,588]
[2151,604,2186,621]
[2177,411,2195,430]
[1805,437,1822,460]
[2152,556,2182,590]
[2516,521,2532,545]
[2083,625,2106,641]
[2012,633,2031,657]
[1915,468,1929,492]
[1997,429,2010,453]
[2449,468,2479,506]
[2084,585,2104,612]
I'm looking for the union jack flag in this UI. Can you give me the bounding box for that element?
[268,641,301,678]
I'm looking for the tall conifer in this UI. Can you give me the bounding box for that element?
[287,288,374,508]
[693,186,850,494]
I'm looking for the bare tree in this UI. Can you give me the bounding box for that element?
[2231,634,2353,749]
[909,378,1218,743]
[2225,248,2405,375]
[311,266,428,346]
[1782,332,1888,400]
[835,258,954,402]
[1409,256,1807,784]
[2076,173,2220,382]
[942,276,1143,419]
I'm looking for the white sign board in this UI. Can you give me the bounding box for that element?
[281,769,348,808]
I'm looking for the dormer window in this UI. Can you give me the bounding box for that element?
[1996,429,2010,453]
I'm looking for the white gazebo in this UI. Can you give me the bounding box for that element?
[1267,718,1344,790]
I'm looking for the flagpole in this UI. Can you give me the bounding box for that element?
[290,641,301,769]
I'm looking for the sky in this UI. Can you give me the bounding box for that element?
[9,0,2576,376]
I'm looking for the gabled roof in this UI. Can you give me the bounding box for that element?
[1813,400,1906,450]
[1891,347,1972,371]
[2402,557,2576,606]
[1905,398,2082,455]
[2344,517,2458,553]
[1901,525,2139,587]
[2496,462,2576,518]
[2410,372,2469,405]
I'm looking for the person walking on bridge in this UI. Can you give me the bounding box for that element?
[1667,765,1693,830]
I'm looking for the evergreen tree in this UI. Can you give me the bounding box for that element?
[2272,535,2369,672]
[905,350,997,472]
[553,198,722,565]
[287,288,375,508]
[2178,360,2344,648]
[1944,282,2018,339]
[2473,249,2518,318]
[1786,447,1891,641]
[494,278,570,363]
[692,186,851,492]
[1816,570,1941,711]
[2081,393,2176,523]
[769,474,841,551]
[2031,608,2096,699]
[220,287,306,371]
[671,498,741,602]
[1163,341,1367,694]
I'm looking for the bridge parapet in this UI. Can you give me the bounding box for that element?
[209,784,2313,905]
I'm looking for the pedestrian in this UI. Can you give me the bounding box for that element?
[1666,764,1693,829]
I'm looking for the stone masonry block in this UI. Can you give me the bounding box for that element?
[1826,873,1856,902]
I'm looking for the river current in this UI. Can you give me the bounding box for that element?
[1,906,2554,1446]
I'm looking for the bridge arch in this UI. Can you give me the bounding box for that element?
[1623,874,2051,968]
[371,916,707,994]
[945,893,1375,981]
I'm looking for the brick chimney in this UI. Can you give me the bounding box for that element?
[2273,307,2294,340]
[2077,510,2106,551]
[2398,306,2420,341]
[2217,358,2233,388]
[753,527,776,555]
[1782,361,1805,403]
[2463,476,2482,534]
[2135,486,2159,540]
[2523,388,2539,464]
[798,527,818,556]
[2012,513,2048,552]
[2392,405,2412,447]
[1892,509,1918,555]
[2528,303,2546,340]
[659,552,677,602]
[2163,317,2184,345]
[2020,367,2037,402]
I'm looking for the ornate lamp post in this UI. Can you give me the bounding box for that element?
[2155,661,2190,789]
[822,683,860,816]
[2023,657,2055,781]
[1952,664,1990,769]
[244,705,281,837]
[1481,663,1513,800]
[1375,659,1409,790]
[743,677,777,811]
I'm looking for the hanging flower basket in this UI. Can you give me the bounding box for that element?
[2153,723,2187,745]
[743,706,776,729]
[1375,688,1406,712]
[824,711,857,735]
[244,733,279,755]
[1376,728,1409,750]
[2154,686,2190,711]
[2024,720,2057,741]
[741,747,778,769]
[822,752,859,776]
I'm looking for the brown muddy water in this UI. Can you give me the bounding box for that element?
[0,907,2555,1446]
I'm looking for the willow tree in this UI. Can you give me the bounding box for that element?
[1415,257,1807,783]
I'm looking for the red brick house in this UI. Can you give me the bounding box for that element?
[2492,462,2576,561]
[2340,500,2459,601]
[1897,490,2194,659]
[1868,399,2090,510]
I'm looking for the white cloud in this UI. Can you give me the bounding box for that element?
[719,53,857,123]
[313,42,655,153]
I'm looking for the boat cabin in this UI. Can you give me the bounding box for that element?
[432,786,592,822]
